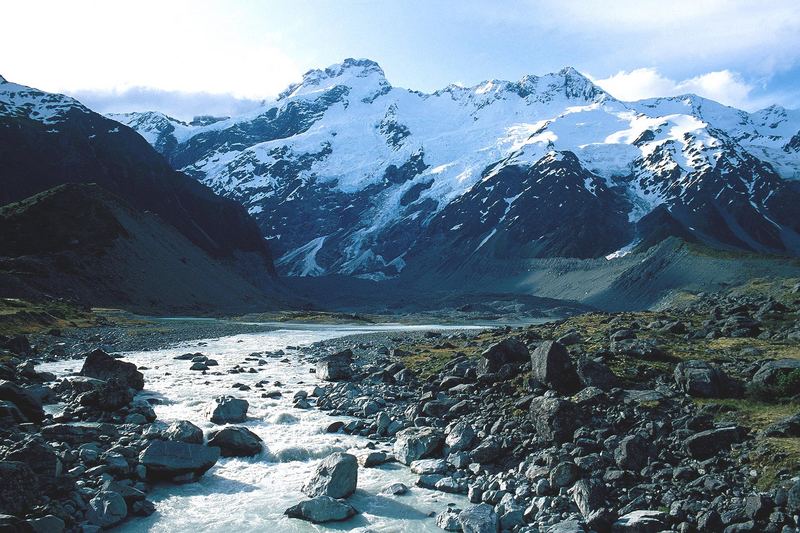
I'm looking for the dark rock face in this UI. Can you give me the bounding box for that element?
[0,461,38,515]
[80,350,144,391]
[284,495,358,523]
[302,452,358,499]
[163,420,204,444]
[138,440,220,482]
[529,396,577,443]
[0,380,44,422]
[478,339,529,374]
[530,341,581,394]
[207,427,263,457]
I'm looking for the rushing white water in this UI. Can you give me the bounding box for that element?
[39,323,474,532]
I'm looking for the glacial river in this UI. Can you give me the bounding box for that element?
[40,324,476,532]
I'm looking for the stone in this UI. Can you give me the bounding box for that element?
[284,496,358,523]
[0,438,62,481]
[571,478,606,518]
[0,381,44,422]
[358,451,388,467]
[529,396,577,443]
[302,452,358,499]
[763,413,800,437]
[751,359,800,393]
[163,420,204,444]
[445,420,476,453]
[674,360,736,398]
[316,349,353,381]
[79,377,135,411]
[787,479,800,513]
[87,491,128,529]
[612,510,666,533]
[208,396,248,424]
[410,459,448,475]
[549,461,579,488]
[138,440,220,482]
[40,422,118,444]
[437,509,463,531]
[685,426,745,460]
[27,515,65,533]
[458,503,499,533]
[0,400,26,425]
[530,341,580,394]
[394,427,444,465]
[470,437,502,464]
[615,435,649,471]
[80,349,144,390]
[207,427,263,457]
[382,483,408,495]
[576,357,619,391]
[546,520,586,533]
[478,339,529,374]
[0,461,38,515]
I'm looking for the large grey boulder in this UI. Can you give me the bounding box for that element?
[80,349,144,390]
[458,503,499,533]
[529,396,577,443]
[79,377,135,411]
[316,349,353,381]
[478,338,529,374]
[393,427,444,465]
[763,413,800,437]
[576,357,619,391]
[445,420,476,453]
[207,427,263,457]
[615,435,649,471]
[751,359,800,394]
[163,420,204,444]
[284,495,357,523]
[530,341,580,394]
[208,396,248,424]
[674,360,738,398]
[0,381,44,422]
[302,452,358,499]
[138,440,219,482]
[685,426,745,459]
[87,490,127,529]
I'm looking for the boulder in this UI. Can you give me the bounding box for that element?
[26,515,65,533]
[445,420,476,453]
[316,349,353,381]
[0,400,26,425]
[357,451,388,468]
[138,440,219,482]
[40,422,118,444]
[80,349,144,390]
[79,377,135,411]
[576,357,619,391]
[0,381,44,422]
[0,461,38,515]
[87,491,127,529]
[570,478,606,519]
[302,452,358,499]
[163,420,204,444]
[284,496,357,523]
[458,503,499,533]
[530,341,580,394]
[470,437,502,464]
[436,509,462,531]
[0,438,62,481]
[478,339,529,374]
[763,413,800,437]
[751,359,800,394]
[674,360,738,398]
[788,479,800,513]
[615,435,649,471]
[612,509,666,532]
[393,427,444,465]
[207,427,263,457]
[685,426,745,460]
[529,396,577,443]
[208,396,248,424]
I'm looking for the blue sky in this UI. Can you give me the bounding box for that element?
[2,0,799,119]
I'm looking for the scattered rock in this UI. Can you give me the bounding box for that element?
[80,349,144,390]
[208,396,248,424]
[138,440,220,482]
[284,496,358,523]
[458,503,499,533]
[302,452,358,499]
[394,427,444,465]
[207,427,263,457]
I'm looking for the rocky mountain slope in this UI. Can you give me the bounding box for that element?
[0,184,283,313]
[113,59,800,281]
[0,74,275,288]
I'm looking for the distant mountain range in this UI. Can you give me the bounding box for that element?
[109,59,800,281]
[0,74,280,312]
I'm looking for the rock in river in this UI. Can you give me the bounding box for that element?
[87,490,127,529]
[302,452,358,499]
[207,427,263,457]
[284,495,357,523]
[80,349,144,391]
[316,349,353,381]
[458,503,499,533]
[138,440,220,483]
[208,396,248,424]
[163,420,204,444]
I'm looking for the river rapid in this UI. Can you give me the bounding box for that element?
[39,323,476,532]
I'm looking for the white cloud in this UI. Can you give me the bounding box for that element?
[593,68,757,110]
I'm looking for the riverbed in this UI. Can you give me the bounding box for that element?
[39,323,478,532]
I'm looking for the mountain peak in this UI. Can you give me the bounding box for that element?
[279,58,390,100]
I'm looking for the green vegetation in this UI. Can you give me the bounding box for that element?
[0,298,100,335]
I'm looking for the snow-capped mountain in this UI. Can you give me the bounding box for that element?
[111,58,800,279]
